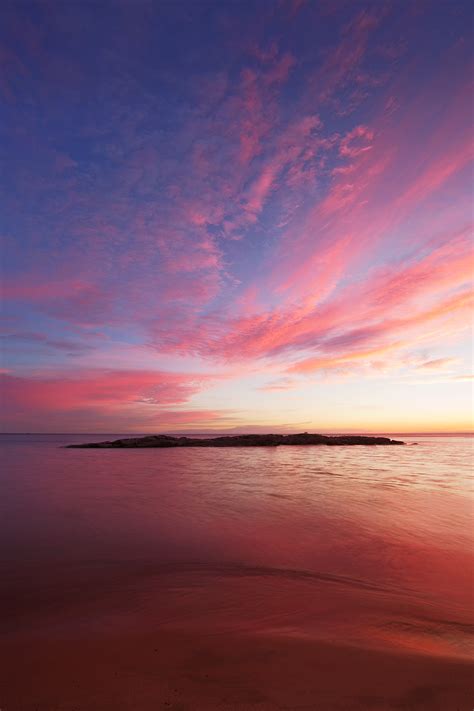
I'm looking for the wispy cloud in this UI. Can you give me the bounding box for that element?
[415,358,459,372]
[1,1,472,430]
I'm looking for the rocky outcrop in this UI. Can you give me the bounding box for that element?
[67,433,405,448]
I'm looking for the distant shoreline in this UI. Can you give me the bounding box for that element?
[2,431,472,437]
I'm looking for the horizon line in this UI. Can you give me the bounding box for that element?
[1,430,473,437]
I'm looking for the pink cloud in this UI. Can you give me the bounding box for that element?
[310,8,382,105]
[0,370,233,432]
[415,358,459,371]
[264,52,295,85]
[339,125,374,158]
[1,278,88,301]
[288,290,472,375]
[244,162,279,217]
[2,370,203,408]
[258,377,298,392]
[157,220,472,379]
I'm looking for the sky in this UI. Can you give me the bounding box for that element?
[0,0,473,434]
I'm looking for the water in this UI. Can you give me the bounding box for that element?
[1,434,473,663]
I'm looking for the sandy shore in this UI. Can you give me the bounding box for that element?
[1,626,472,710]
[1,562,472,710]
[2,436,473,710]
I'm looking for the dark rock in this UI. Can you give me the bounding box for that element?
[67,433,405,448]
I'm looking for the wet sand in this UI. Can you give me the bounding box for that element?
[1,562,473,710]
[1,625,473,711]
[1,565,472,711]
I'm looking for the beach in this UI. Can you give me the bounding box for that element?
[1,434,473,709]
[3,627,472,710]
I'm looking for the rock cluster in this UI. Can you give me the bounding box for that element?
[67,433,405,448]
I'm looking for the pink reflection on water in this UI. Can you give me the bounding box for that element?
[1,435,473,662]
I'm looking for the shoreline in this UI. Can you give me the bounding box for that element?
[1,626,472,710]
[2,558,472,710]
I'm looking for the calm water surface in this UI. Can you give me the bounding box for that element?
[1,434,473,660]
